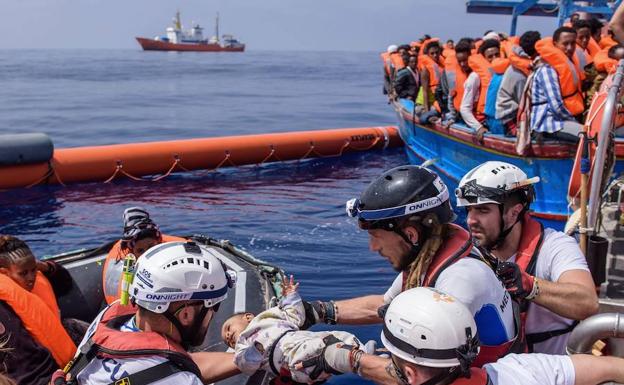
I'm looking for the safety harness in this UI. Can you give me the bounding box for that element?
[64,302,201,385]
[513,215,579,351]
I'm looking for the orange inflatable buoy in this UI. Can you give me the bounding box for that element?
[0,127,402,190]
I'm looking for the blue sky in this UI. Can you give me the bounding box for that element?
[3,0,559,51]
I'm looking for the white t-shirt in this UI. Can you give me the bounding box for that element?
[510,228,590,354]
[76,310,203,385]
[484,353,575,385]
[460,72,483,131]
[384,257,515,346]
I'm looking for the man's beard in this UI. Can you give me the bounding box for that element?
[396,248,417,272]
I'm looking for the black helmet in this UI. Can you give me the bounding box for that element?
[346,166,455,230]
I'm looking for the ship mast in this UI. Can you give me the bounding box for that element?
[215,12,220,43]
[175,10,182,31]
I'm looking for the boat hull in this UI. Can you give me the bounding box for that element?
[136,37,245,52]
[394,99,624,230]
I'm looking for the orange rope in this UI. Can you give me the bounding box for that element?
[152,156,183,182]
[104,161,143,183]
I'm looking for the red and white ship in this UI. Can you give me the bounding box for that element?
[136,12,245,52]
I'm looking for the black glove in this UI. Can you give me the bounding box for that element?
[297,335,354,380]
[496,261,536,300]
[301,300,337,329]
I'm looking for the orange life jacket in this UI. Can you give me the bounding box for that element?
[401,225,524,367]
[468,55,510,115]
[381,52,391,76]
[508,46,532,77]
[593,48,618,74]
[443,42,455,59]
[420,38,440,56]
[587,37,601,57]
[390,52,406,72]
[445,54,469,112]
[535,37,585,116]
[102,234,186,304]
[32,270,61,317]
[501,38,518,58]
[599,35,618,50]
[419,55,445,91]
[67,302,201,380]
[0,273,76,367]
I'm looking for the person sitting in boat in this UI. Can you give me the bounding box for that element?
[529,27,585,143]
[102,206,185,304]
[495,31,541,135]
[222,274,374,384]
[0,235,78,385]
[417,39,445,123]
[571,20,601,108]
[456,161,599,354]
[57,241,239,385]
[301,165,522,384]
[440,38,474,127]
[305,287,624,385]
[393,55,420,101]
[461,38,507,141]
[443,39,455,58]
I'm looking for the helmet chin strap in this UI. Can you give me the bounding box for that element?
[487,204,526,251]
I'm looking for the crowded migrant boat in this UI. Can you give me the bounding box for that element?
[382,14,623,145]
[3,8,624,385]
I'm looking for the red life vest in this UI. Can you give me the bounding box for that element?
[512,214,543,276]
[511,215,577,350]
[68,302,201,381]
[400,225,524,366]
[452,368,491,385]
[103,234,186,304]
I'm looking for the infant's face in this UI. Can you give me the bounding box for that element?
[221,313,254,348]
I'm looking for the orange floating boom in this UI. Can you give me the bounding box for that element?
[0,127,402,190]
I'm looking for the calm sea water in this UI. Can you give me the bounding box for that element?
[0,49,405,384]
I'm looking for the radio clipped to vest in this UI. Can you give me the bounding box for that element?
[120,253,137,306]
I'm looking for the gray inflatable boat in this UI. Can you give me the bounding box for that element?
[50,234,284,385]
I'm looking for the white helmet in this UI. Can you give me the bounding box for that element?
[387,44,399,53]
[130,241,233,313]
[381,287,479,369]
[455,161,540,207]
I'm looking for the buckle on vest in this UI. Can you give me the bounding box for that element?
[115,378,131,385]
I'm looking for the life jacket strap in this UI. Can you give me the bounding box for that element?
[268,330,296,376]
[105,360,189,385]
[526,320,579,351]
